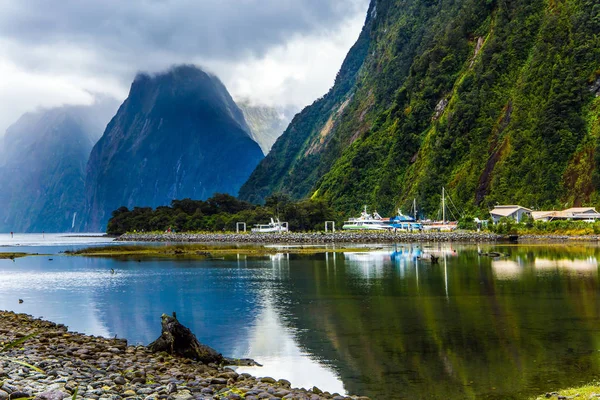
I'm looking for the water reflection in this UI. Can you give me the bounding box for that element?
[491,260,523,280]
[271,244,600,399]
[235,297,345,394]
[1,244,600,400]
[535,257,598,274]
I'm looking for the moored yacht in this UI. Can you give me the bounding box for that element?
[388,209,423,231]
[342,207,390,231]
[251,218,289,233]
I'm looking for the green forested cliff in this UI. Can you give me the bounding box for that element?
[239,0,600,218]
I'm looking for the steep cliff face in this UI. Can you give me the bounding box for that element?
[82,65,264,231]
[0,100,115,232]
[238,2,374,204]
[237,100,297,154]
[240,0,600,216]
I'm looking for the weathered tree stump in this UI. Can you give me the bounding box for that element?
[148,313,223,364]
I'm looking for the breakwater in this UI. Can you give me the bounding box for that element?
[0,311,368,400]
[116,231,503,243]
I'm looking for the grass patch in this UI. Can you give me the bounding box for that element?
[530,382,600,399]
[66,244,379,259]
[0,253,31,259]
[0,332,44,374]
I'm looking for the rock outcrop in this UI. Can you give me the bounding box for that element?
[148,313,223,364]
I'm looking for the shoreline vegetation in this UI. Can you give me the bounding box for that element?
[0,252,30,259]
[103,194,600,239]
[0,311,368,400]
[65,243,381,258]
[530,383,600,400]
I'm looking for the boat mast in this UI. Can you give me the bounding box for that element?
[413,198,417,221]
[442,187,446,224]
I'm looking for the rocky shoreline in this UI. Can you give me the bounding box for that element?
[116,231,503,244]
[0,311,366,400]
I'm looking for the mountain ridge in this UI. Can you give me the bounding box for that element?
[81,65,264,231]
[240,0,600,217]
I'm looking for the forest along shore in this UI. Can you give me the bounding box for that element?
[0,311,369,400]
[116,232,503,243]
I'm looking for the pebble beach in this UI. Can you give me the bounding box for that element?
[116,231,504,243]
[0,312,368,400]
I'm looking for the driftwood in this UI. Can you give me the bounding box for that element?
[148,313,223,364]
[148,313,262,366]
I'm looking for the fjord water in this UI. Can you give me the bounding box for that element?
[1,238,600,399]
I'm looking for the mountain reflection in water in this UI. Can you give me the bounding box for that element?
[0,243,599,399]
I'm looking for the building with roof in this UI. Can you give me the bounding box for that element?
[489,205,532,223]
[563,207,598,215]
[531,207,600,222]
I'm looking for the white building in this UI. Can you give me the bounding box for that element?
[563,207,600,219]
[490,205,532,223]
[532,207,600,222]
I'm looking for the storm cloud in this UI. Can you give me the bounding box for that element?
[0,0,369,134]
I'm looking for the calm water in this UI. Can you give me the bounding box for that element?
[1,236,600,399]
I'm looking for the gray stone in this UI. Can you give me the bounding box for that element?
[276,380,290,388]
[166,383,177,395]
[273,390,290,398]
[0,390,9,400]
[1,384,17,394]
[9,391,32,400]
[113,377,126,386]
[34,390,70,400]
[169,391,193,400]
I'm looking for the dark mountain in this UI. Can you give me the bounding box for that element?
[81,65,264,231]
[236,100,297,154]
[240,0,600,217]
[0,99,117,232]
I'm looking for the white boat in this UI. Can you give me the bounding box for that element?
[251,218,289,233]
[342,207,390,231]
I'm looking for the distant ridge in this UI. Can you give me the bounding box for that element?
[0,99,117,233]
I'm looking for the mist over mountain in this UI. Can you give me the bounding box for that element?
[0,98,118,232]
[81,65,264,232]
[240,0,600,216]
[237,100,297,155]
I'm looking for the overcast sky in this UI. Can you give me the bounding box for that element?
[0,0,369,134]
